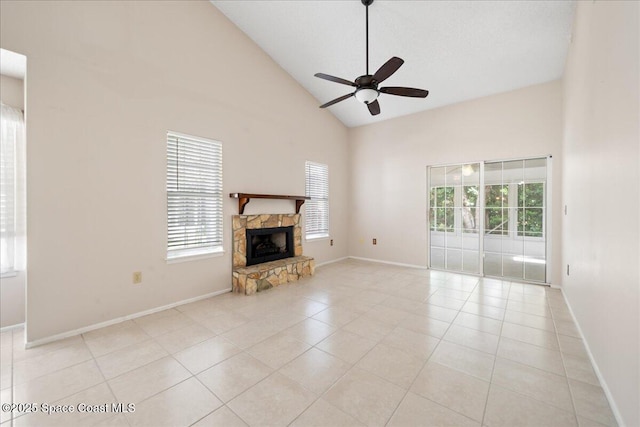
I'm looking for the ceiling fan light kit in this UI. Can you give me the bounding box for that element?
[315,0,429,116]
[355,88,378,104]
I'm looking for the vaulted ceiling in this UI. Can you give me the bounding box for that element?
[212,0,575,128]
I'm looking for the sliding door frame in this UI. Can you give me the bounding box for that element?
[427,155,552,285]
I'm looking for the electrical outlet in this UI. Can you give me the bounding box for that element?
[373,238,377,245]
[133,272,142,284]
[330,239,334,246]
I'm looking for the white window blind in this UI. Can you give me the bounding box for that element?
[305,161,329,239]
[167,132,223,259]
[0,103,26,275]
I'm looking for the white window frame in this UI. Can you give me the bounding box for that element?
[166,131,223,261]
[305,161,329,240]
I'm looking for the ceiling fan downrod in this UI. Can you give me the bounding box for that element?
[363,0,374,76]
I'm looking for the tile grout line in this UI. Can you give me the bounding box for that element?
[86,331,134,427]
[480,277,511,426]
[384,276,483,426]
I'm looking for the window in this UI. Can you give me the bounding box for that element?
[305,161,329,239]
[0,103,26,275]
[167,132,223,260]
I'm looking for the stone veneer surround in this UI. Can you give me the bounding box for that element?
[232,214,314,295]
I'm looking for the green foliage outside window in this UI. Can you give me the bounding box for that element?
[517,183,544,237]
[485,185,509,235]
[429,187,454,232]
[430,182,544,238]
[462,186,479,232]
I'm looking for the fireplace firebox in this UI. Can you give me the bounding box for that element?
[245,226,294,266]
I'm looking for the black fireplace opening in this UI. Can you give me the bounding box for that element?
[246,226,294,266]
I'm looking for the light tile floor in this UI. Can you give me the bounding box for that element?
[0,260,618,426]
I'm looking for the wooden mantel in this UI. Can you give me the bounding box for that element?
[229,193,310,214]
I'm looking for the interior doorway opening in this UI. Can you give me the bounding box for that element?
[0,48,27,329]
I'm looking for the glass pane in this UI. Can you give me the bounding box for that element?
[444,207,454,233]
[485,208,507,235]
[461,163,480,185]
[446,166,462,187]
[502,160,524,183]
[429,208,437,231]
[463,186,479,233]
[503,255,524,280]
[485,185,508,208]
[524,183,544,207]
[453,207,463,233]
[430,166,446,187]
[431,247,445,269]
[518,208,544,237]
[434,207,446,231]
[446,249,462,271]
[524,158,547,181]
[524,261,546,282]
[463,250,479,274]
[443,187,455,207]
[484,252,502,277]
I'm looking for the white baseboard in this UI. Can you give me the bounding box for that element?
[347,256,428,270]
[25,288,231,349]
[315,257,349,268]
[560,290,625,427]
[0,322,24,333]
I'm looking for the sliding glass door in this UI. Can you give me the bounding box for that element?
[428,163,481,274]
[428,157,548,283]
[483,158,547,282]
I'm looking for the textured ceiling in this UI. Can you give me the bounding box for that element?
[212,0,575,128]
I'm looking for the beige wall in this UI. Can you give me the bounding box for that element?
[348,81,564,285]
[0,74,26,328]
[0,0,349,342]
[562,1,639,425]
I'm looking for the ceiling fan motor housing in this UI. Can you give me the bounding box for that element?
[354,75,379,104]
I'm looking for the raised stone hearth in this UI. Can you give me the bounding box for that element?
[232,213,314,295]
[232,256,314,295]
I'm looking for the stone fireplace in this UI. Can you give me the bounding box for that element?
[232,214,314,295]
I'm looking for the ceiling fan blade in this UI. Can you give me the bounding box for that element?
[314,73,357,87]
[373,57,404,83]
[379,86,429,98]
[367,99,380,116]
[319,93,354,108]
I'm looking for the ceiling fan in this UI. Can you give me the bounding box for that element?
[315,0,429,116]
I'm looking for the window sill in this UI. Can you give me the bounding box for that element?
[305,233,330,241]
[167,248,225,264]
